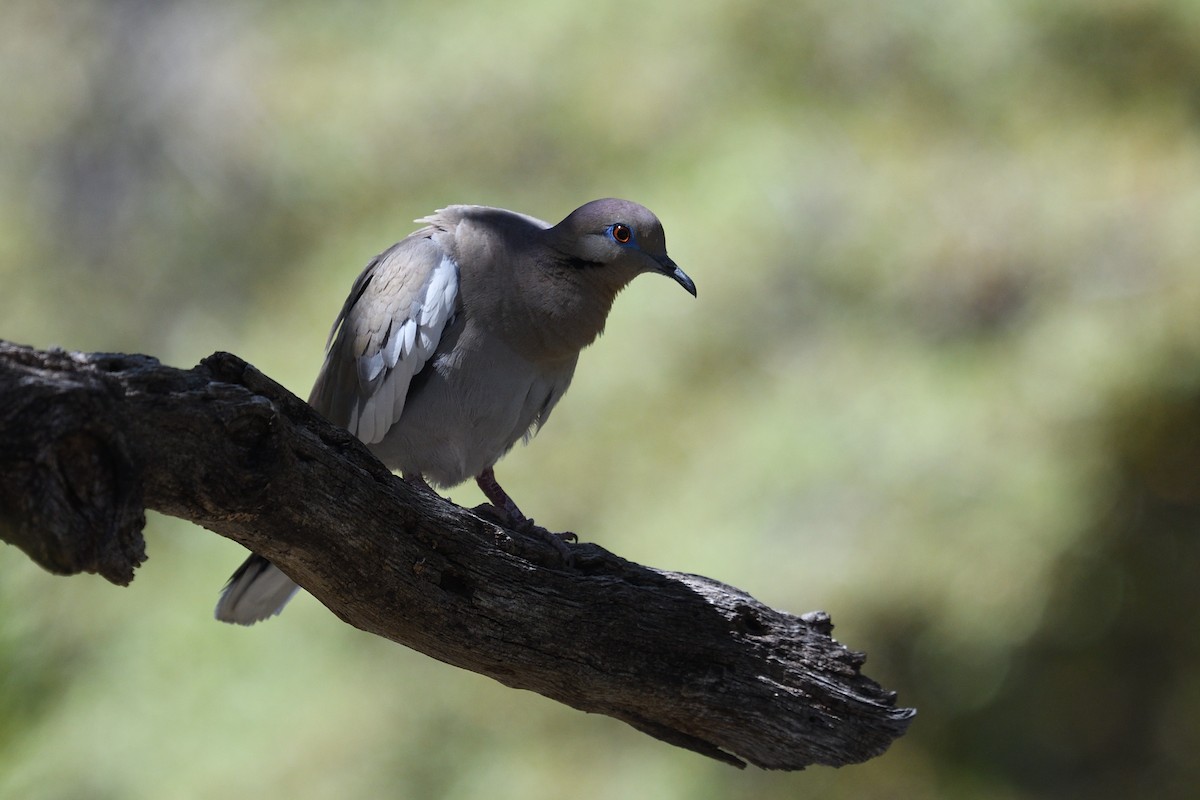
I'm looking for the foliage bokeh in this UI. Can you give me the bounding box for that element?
[3,1,1199,797]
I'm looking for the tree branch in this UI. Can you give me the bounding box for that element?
[0,340,914,769]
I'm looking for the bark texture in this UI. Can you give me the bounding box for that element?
[0,340,915,769]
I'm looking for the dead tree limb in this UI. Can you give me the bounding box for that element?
[0,339,914,769]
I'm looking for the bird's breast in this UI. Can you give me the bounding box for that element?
[368,322,576,487]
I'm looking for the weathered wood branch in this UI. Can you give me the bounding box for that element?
[0,339,914,769]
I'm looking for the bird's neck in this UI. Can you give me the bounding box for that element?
[508,258,624,364]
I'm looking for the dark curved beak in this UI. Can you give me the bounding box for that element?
[654,254,697,297]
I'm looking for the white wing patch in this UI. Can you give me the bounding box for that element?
[351,253,459,444]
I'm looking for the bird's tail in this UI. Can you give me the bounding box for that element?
[214,554,300,625]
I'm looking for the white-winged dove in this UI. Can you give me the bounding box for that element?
[215,198,696,624]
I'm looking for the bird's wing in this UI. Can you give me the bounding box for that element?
[308,230,460,444]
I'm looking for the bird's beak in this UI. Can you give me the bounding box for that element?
[654,254,697,297]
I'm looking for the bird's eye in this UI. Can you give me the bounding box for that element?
[611,224,633,244]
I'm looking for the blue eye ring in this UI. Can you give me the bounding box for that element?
[609,223,633,244]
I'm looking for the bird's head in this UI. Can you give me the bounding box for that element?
[549,198,697,298]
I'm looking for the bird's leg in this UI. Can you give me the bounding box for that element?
[475,467,531,526]
[474,468,578,560]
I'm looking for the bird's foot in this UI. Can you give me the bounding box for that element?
[475,467,577,565]
[470,503,578,565]
[515,518,577,565]
[510,515,579,545]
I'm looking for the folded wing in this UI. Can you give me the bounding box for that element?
[308,232,460,444]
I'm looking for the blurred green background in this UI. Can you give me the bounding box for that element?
[3,0,1200,797]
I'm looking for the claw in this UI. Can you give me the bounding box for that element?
[521,520,575,566]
